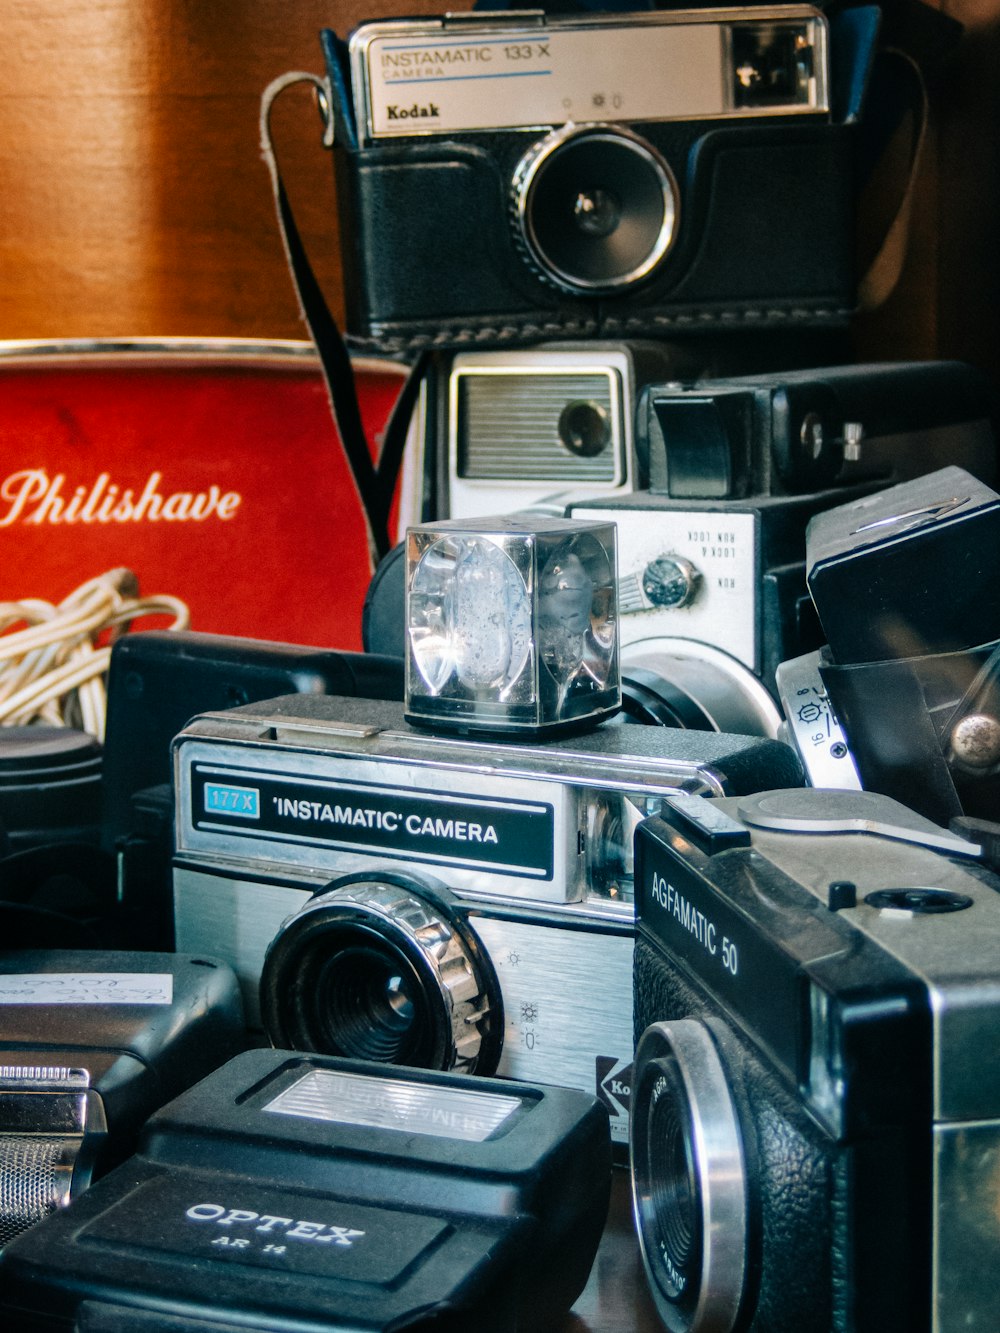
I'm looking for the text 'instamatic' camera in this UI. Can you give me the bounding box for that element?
[0,1050,612,1332]
[171,692,800,1147]
[630,787,1000,1332]
[321,6,863,352]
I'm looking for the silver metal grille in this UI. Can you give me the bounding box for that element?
[0,1134,67,1247]
[457,372,618,481]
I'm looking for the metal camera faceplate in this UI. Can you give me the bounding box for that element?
[571,492,795,738]
[171,694,806,901]
[349,8,830,145]
[172,701,742,912]
[576,494,762,671]
[636,789,1000,1333]
[171,699,744,930]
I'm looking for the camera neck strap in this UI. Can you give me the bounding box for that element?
[260,72,428,573]
[855,46,929,312]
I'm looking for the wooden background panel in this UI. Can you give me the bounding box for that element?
[2,0,1000,389]
[852,0,1000,389]
[0,0,437,339]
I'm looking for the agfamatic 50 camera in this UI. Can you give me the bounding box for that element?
[630,786,1000,1333]
[320,5,864,352]
[171,691,799,1150]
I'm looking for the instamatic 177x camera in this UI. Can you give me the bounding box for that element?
[170,691,798,1150]
[320,5,863,351]
[630,786,1000,1332]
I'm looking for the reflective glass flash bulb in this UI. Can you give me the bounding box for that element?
[411,534,532,695]
[539,550,594,677]
[405,515,621,737]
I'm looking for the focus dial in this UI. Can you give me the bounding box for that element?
[259,878,502,1075]
[642,555,702,610]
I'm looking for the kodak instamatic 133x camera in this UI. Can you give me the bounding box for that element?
[320,6,862,352]
[170,693,799,1148]
[630,787,1000,1332]
[0,1049,612,1332]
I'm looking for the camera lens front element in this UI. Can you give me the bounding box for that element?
[260,878,503,1076]
[573,187,622,238]
[631,1020,747,1333]
[513,124,679,294]
[558,399,612,459]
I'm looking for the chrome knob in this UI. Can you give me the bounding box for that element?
[642,555,702,610]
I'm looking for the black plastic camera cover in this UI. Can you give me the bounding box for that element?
[802,467,1000,824]
[0,1049,612,1333]
[805,466,1000,665]
[103,630,405,850]
[0,950,247,1248]
[102,630,405,949]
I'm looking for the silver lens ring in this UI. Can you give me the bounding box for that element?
[631,1019,747,1333]
[621,637,784,739]
[260,877,503,1075]
[512,123,679,295]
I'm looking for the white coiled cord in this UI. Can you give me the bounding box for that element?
[0,569,189,741]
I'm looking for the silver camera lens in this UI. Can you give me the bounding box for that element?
[259,876,504,1076]
[512,124,679,294]
[631,1020,748,1333]
[558,399,613,459]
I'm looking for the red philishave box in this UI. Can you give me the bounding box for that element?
[0,340,417,651]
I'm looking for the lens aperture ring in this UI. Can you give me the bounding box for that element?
[260,879,500,1074]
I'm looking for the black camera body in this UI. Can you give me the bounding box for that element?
[0,950,246,1249]
[776,466,1000,824]
[570,360,997,735]
[0,1049,612,1332]
[630,787,1000,1332]
[321,7,864,353]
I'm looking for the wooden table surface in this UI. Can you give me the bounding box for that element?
[562,1168,662,1332]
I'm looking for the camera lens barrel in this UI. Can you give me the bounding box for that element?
[259,876,504,1076]
[512,124,679,294]
[631,1019,747,1333]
